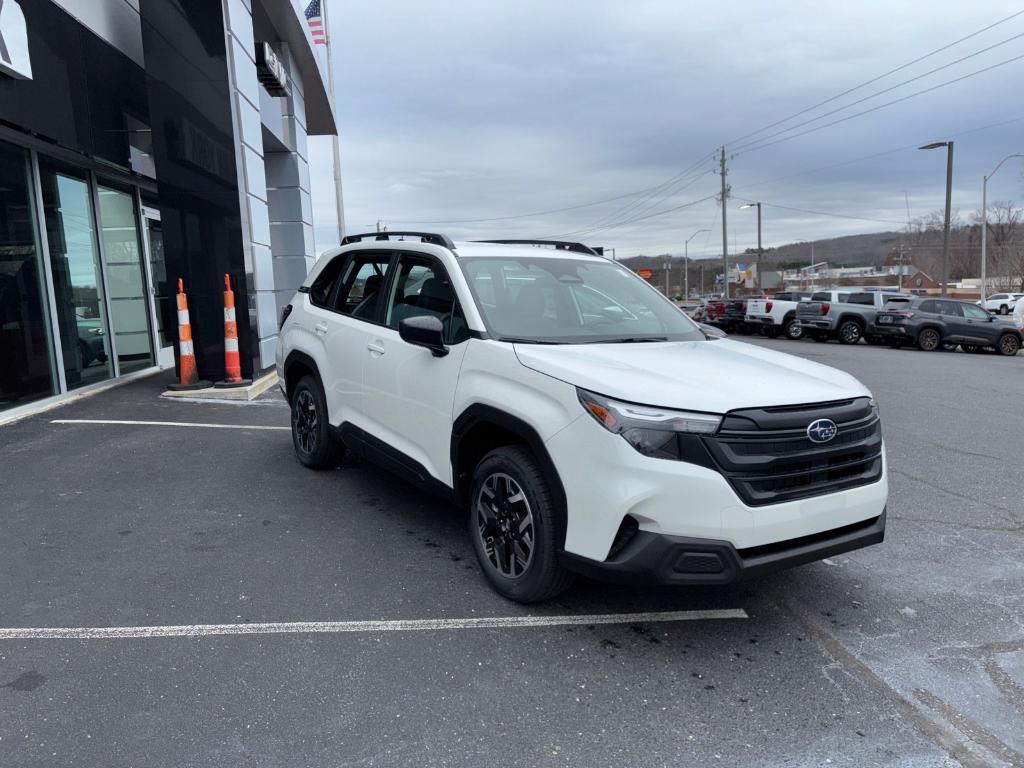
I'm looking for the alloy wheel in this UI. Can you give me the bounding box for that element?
[839,321,861,344]
[785,321,803,340]
[292,389,319,455]
[476,472,535,578]
[999,334,1020,356]
[918,329,940,351]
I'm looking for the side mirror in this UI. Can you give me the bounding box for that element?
[399,315,449,357]
[988,314,996,322]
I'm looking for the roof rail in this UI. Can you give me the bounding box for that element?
[474,239,600,256]
[341,231,456,249]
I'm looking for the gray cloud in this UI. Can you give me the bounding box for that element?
[309,1,1024,260]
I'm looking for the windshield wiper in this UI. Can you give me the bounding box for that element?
[583,336,669,344]
[497,337,562,344]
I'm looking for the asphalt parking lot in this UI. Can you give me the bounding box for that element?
[2,339,1023,767]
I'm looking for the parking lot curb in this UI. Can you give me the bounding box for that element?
[161,371,278,402]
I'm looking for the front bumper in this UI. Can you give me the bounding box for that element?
[561,509,886,585]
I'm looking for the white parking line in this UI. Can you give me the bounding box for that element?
[51,419,289,431]
[0,609,747,640]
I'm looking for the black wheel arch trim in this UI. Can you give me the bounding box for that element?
[283,350,324,401]
[451,404,569,549]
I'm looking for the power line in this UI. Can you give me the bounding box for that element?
[395,148,717,225]
[733,52,1024,157]
[542,193,720,239]
[729,30,1024,154]
[725,9,1024,148]
[732,114,1024,194]
[738,200,907,226]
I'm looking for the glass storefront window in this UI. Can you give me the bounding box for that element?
[39,162,113,389]
[0,141,55,411]
[97,183,154,374]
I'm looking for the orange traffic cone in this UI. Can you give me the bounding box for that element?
[168,278,211,391]
[215,274,251,388]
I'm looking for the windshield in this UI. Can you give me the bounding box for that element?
[458,256,704,343]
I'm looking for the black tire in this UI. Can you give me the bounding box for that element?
[290,375,343,469]
[469,446,573,603]
[783,317,803,340]
[997,333,1021,356]
[1000,305,1009,315]
[917,327,941,352]
[837,319,863,345]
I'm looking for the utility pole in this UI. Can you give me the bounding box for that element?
[919,141,954,296]
[664,257,671,296]
[981,154,1024,303]
[719,147,730,299]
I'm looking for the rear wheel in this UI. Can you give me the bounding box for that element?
[290,375,343,469]
[837,320,863,345]
[1000,304,1009,315]
[783,317,803,340]
[917,327,941,352]
[997,333,1021,356]
[469,446,573,603]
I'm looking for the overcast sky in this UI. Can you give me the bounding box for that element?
[308,1,1024,261]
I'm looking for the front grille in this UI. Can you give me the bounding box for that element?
[702,397,883,506]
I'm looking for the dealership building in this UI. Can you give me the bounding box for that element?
[0,0,339,418]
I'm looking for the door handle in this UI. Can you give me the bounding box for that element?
[315,322,329,336]
[367,341,386,356]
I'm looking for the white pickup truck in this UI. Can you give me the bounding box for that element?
[746,292,811,340]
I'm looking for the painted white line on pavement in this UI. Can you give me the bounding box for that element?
[51,419,289,431]
[0,609,747,640]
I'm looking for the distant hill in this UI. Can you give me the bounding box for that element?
[621,230,906,270]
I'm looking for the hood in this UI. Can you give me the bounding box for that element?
[514,339,869,413]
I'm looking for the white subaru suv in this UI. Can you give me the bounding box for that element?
[277,233,887,603]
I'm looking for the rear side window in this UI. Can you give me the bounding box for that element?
[838,293,850,302]
[811,292,831,301]
[884,297,910,308]
[309,256,346,308]
[847,293,873,305]
[935,300,962,317]
[919,300,937,313]
[334,254,394,321]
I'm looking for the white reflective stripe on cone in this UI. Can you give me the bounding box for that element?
[178,310,190,326]
[224,307,236,322]
[224,337,239,352]
[179,340,194,356]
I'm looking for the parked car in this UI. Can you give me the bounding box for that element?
[278,233,888,603]
[978,293,1023,315]
[708,296,766,335]
[797,290,908,344]
[746,292,809,339]
[872,297,1022,355]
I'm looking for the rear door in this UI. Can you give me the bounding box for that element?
[934,300,966,342]
[319,251,396,428]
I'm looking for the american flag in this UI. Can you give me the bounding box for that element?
[304,0,327,45]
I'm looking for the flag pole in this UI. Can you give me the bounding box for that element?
[320,0,345,241]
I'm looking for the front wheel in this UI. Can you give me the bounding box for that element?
[1000,305,1009,315]
[469,446,573,603]
[837,320,863,345]
[783,318,804,340]
[997,333,1021,356]
[917,328,941,352]
[290,375,343,469]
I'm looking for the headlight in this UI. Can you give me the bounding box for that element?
[577,388,722,460]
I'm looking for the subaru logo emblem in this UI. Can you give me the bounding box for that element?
[807,418,838,443]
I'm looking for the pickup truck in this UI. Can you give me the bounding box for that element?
[797,290,909,344]
[746,292,810,339]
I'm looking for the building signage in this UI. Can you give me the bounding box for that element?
[256,42,290,97]
[0,0,32,80]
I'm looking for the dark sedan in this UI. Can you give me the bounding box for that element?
[871,297,1022,355]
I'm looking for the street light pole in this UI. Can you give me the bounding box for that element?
[919,141,954,296]
[981,153,1023,302]
[739,203,762,292]
[685,228,710,300]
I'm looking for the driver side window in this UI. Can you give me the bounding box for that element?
[384,256,469,344]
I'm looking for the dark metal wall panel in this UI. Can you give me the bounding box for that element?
[139,0,255,380]
[0,1,149,169]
